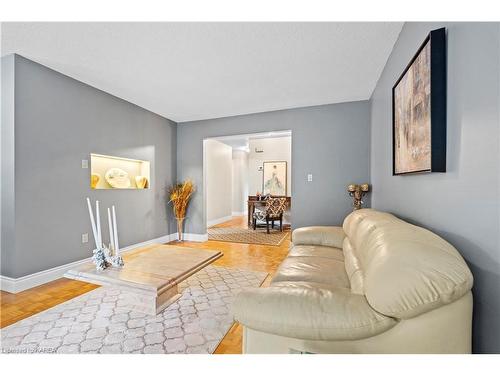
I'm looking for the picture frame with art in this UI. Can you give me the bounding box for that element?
[392,27,447,175]
[262,161,287,196]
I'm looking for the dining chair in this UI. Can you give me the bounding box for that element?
[252,197,288,234]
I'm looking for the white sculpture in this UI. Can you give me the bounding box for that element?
[105,168,131,189]
[86,198,124,271]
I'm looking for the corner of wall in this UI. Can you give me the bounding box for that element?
[1,53,16,278]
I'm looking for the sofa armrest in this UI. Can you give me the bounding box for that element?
[292,226,346,248]
[232,286,396,341]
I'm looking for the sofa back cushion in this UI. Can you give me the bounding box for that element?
[342,209,474,319]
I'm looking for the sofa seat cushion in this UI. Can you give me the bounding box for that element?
[292,226,346,248]
[272,256,350,288]
[288,245,344,261]
[271,280,338,289]
[232,284,397,341]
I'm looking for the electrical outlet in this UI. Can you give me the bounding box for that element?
[307,174,313,182]
[81,159,89,169]
[82,233,89,243]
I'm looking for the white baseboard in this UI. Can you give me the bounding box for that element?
[0,232,207,294]
[207,215,233,228]
[118,233,176,254]
[183,233,209,242]
[231,211,247,216]
[0,256,95,294]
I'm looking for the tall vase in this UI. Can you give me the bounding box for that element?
[176,217,185,241]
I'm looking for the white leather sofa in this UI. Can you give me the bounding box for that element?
[232,209,474,353]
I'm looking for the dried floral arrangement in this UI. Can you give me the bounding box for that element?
[168,180,195,219]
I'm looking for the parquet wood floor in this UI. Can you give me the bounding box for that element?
[0,215,290,354]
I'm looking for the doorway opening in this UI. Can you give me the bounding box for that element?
[203,130,292,246]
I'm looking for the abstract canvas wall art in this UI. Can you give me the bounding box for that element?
[392,27,447,175]
[262,161,287,196]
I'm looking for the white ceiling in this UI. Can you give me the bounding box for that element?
[1,22,402,122]
[215,130,292,150]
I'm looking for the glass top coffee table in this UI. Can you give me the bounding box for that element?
[64,245,223,315]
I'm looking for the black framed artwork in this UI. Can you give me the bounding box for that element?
[392,27,447,175]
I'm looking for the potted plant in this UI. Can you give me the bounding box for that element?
[168,180,195,241]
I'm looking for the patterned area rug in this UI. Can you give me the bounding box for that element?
[0,266,267,354]
[208,227,289,246]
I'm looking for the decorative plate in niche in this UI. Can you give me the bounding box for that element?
[105,168,131,189]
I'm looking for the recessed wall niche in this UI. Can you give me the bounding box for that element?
[90,153,150,190]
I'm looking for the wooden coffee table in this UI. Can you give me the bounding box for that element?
[64,245,222,315]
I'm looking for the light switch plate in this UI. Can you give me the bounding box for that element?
[307,174,313,182]
[82,233,89,243]
[81,159,89,169]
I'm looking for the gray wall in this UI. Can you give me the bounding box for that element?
[1,55,16,277]
[370,23,500,353]
[178,101,371,234]
[1,55,177,278]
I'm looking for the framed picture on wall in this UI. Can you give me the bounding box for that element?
[262,161,287,196]
[392,27,447,175]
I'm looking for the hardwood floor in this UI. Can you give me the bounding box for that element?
[0,279,99,329]
[177,216,290,353]
[0,215,290,354]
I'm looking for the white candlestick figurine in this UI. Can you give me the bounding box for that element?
[107,207,115,255]
[86,198,124,270]
[112,205,119,254]
[95,200,102,249]
[86,197,99,249]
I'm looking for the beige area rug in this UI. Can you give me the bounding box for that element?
[208,227,289,246]
[0,266,267,354]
